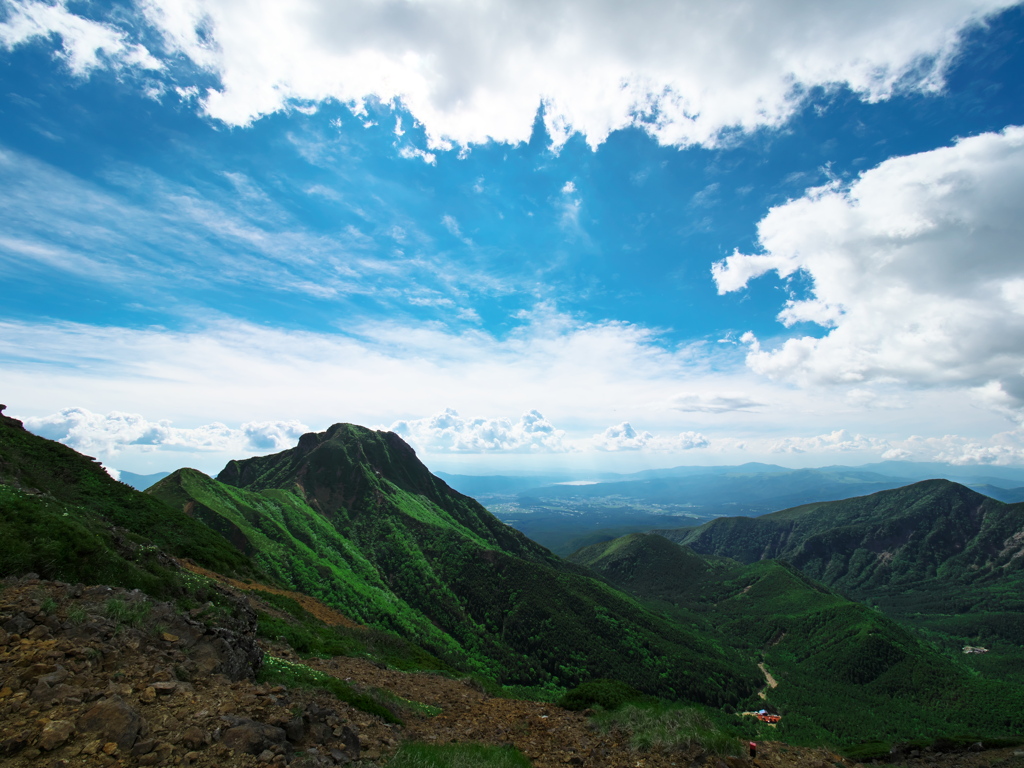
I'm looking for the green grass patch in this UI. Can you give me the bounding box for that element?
[591,702,741,756]
[383,742,532,768]
[257,656,402,724]
[367,688,442,718]
[841,741,892,761]
[104,598,151,628]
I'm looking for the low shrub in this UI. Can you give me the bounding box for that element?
[558,678,650,711]
[384,742,531,768]
[591,702,741,756]
[842,741,892,761]
[257,656,402,724]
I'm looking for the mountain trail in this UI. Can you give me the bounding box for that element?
[758,663,778,690]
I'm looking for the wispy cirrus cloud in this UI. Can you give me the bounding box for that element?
[0,145,498,313]
[670,392,765,414]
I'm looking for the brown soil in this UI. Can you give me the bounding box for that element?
[175,560,363,629]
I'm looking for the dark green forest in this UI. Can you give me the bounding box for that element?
[570,532,1024,746]
[656,482,1024,685]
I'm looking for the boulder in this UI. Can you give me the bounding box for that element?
[38,720,75,751]
[78,694,143,750]
[221,719,287,756]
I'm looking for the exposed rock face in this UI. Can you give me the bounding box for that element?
[0,577,375,767]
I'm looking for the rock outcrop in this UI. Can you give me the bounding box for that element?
[0,576,386,766]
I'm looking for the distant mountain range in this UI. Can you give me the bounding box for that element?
[567,529,1024,743]
[438,462,1024,555]
[118,470,170,490]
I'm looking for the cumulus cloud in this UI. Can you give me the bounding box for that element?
[591,422,710,452]
[388,408,570,453]
[885,430,1024,466]
[24,407,308,456]
[2,0,1013,148]
[770,429,890,454]
[714,125,1024,414]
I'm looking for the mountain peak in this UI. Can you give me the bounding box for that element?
[217,423,431,510]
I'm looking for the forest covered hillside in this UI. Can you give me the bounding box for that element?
[568,532,1024,745]
[0,405,262,592]
[655,481,1024,683]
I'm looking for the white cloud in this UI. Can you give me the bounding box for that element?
[440,213,472,245]
[22,409,305,456]
[715,126,1024,415]
[0,0,162,75]
[0,308,709,439]
[879,429,1024,465]
[0,145,499,306]
[591,422,710,452]
[242,420,312,451]
[23,407,309,457]
[388,408,570,453]
[3,0,1013,149]
[770,429,889,454]
[1,307,1019,469]
[670,392,764,413]
[397,146,437,164]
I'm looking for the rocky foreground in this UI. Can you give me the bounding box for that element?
[0,574,1020,768]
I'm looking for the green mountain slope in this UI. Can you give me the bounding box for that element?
[569,533,1024,745]
[658,480,1020,587]
[148,423,761,705]
[655,480,1024,682]
[0,405,260,593]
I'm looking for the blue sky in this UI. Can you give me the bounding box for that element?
[3,0,1024,475]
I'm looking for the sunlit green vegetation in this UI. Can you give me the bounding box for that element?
[148,424,763,706]
[0,411,261,595]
